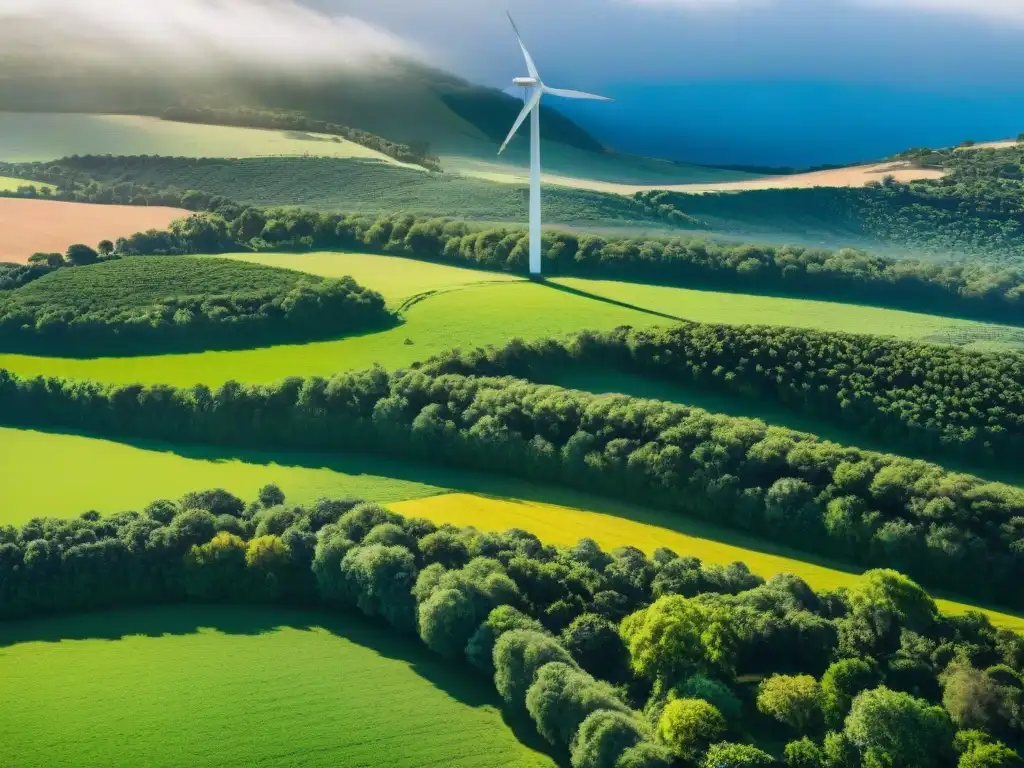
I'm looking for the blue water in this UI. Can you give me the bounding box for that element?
[555,81,1024,168]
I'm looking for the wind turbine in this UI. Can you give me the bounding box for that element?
[499,12,612,277]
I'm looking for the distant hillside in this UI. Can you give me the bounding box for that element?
[0,155,696,230]
[0,59,605,157]
[638,141,1024,266]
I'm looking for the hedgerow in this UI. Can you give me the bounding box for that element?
[3,487,1023,766]
[1,365,1022,609]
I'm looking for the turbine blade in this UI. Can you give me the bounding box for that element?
[498,90,541,155]
[542,86,613,102]
[507,12,540,80]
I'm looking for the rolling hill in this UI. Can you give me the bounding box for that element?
[0,60,602,157]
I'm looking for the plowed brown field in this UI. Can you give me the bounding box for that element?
[0,199,188,262]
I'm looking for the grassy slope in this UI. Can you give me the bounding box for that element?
[1,252,1019,386]
[2,425,1020,632]
[394,493,1024,632]
[0,113,414,165]
[0,605,553,768]
[49,155,670,227]
[0,175,55,192]
[221,252,523,304]
[0,427,447,526]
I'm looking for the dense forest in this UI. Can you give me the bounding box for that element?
[0,254,394,354]
[2,365,1023,612]
[3,487,1023,767]
[641,144,1024,266]
[159,106,443,171]
[415,325,1024,469]
[2,162,1021,326]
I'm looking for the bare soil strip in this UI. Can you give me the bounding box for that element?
[0,199,188,263]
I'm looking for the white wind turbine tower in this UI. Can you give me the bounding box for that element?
[499,12,612,277]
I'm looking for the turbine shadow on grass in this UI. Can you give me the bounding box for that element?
[0,603,557,760]
[537,278,685,322]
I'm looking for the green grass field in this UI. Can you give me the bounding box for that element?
[222,252,523,305]
[1,251,1018,386]
[0,604,554,768]
[0,113,415,165]
[0,175,55,193]
[0,427,450,525]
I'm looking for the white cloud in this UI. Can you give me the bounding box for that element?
[0,0,419,75]
[854,0,1024,22]
[623,0,1024,23]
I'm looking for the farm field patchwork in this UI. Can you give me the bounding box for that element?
[393,493,1024,632]
[0,198,188,263]
[0,604,554,768]
[0,113,415,165]
[1,255,1019,386]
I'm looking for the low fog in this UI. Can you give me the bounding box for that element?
[0,0,420,78]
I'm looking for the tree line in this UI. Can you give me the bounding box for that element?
[415,325,1024,469]
[1,365,1022,612]
[3,158,1024,326]
[160,106,444,171]
[2,486,1023,767]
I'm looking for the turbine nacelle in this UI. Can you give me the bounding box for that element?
[513,76,538,88]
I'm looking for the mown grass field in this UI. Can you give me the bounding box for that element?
[0,604,554,768]
[1,251,1019,386]
[0,175,55,192]
[223,252,523,304]
[0,113,413,165]
[0,427,448,526]
[394,493,1024,632]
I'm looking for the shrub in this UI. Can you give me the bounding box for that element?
[656,698,726,760]
[701,742,776,767]
[526,661,630,749]
[570,710,649,768]
[757,674,824,734]
[465,605,546,675]
[493,629,577,711]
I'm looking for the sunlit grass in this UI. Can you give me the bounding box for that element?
[0,253,1013,387]
[0,175,55,193]
[0,605,554,768]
